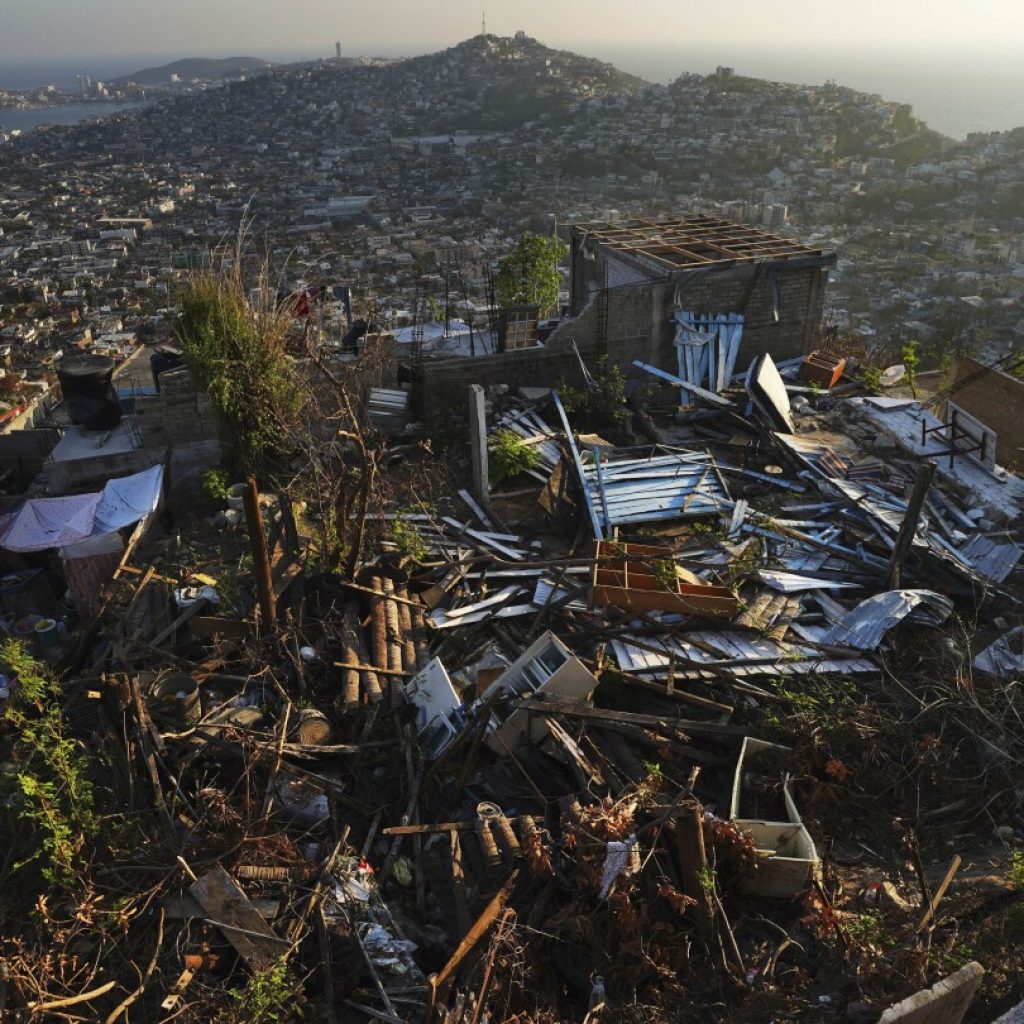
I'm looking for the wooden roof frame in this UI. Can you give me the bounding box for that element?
[573,216,835,272]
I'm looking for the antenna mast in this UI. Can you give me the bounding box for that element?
[481,10,486,35]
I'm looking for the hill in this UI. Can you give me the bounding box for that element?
[376,33,649,130]
[114,56,277,86]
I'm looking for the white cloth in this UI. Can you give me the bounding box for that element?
[0,464,163,553]
[94,464,163,534]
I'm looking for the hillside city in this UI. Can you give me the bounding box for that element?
[1,30,1024,1024]
[1,33,1023,411]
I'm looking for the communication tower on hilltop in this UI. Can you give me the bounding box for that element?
[481,10,486,35]
[335,41,341,59]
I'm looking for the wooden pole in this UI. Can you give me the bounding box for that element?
[886,462,936,590]
[243,476,276,629]
[675,800,715,944]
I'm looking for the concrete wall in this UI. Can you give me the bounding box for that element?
[947,356,1024,470]
[43,446,159,493]
[571,249,830,376]
[0,427,60,484]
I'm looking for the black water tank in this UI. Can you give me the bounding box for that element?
[57,355,122,430]
[150,349,184,390]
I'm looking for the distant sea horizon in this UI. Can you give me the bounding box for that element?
[2,43,1022,140]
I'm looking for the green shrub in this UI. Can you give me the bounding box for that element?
[1008,850,1024,890]
[489,428,540,485]
[560,357,629,435]
[391,517,429,562]
[174,272,303,472]
[224,958,295,1023]
[200,467,231,509]
[0,640,96,885]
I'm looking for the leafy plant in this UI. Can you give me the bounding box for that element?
[560,356,628,435]
[901,338,920,397]
[391,517,429,562]
[224,958,295,1023]
[1007,850,1024,890]
[174,266,303,473]
[495,232,566,314]
[861,366,884,393]
[696,865,717,893]
[0,640,96,885]
[200,467,231,510]
[846,910,887,947]
[489,428,540,485]
[650,558,678,591]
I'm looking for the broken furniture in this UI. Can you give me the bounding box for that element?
[729,737,820,898]
[591,539,739,618]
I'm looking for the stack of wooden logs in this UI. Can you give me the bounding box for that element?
[337,577,432,708]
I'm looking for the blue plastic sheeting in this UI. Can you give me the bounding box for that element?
[673,311,744,402]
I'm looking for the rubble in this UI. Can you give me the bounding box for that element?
[1,350,1023,1023]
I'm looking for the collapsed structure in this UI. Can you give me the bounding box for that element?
[0,216,1021,1023]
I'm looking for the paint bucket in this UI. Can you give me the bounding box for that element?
[149,673,201,729]
[292,708,333,746]
[34,618,60,649]
[226,483,247,511]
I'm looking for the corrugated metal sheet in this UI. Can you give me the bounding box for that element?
[580,451,732,532]
[819,589,954,650]
[973,627,1024,678]
[959,535,1024,584]
[610,629,876,680]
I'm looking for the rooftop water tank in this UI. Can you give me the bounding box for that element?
[57,354,122,430]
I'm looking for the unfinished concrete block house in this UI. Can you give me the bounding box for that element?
[565,215,836,376]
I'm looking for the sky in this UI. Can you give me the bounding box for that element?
[0,0,1021,66]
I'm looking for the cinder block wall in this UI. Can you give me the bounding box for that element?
[133,368,223,449]
[567,261,829,379]
[416,259,828,417]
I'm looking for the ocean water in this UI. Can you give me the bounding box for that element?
[588,45,1024,140]
[0,101,146,133]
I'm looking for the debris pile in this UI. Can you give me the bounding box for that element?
[1,361,1023,1023]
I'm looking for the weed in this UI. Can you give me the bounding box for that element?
[696,865,716,893]
[0,641,97,886]
[901,339,920,397]
[560,356,629,436]
[224,958,295,1023]
[1007,850,1024,890]
[846,911,887,947]
[650,558,678,591]
[861,366,884,393]
[489,428,540,485]
[200,467,231,510]
[391,517,429,562]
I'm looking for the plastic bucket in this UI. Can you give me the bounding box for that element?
[34,618,60,649]
[226,483,247,511]
[149,673,201,729]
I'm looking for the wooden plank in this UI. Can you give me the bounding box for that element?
[189,865,287,971]
[507,698,743,736]
[163,895,280,920]
[427,871,519,1015]
[916,855,962,932]
[190,616,252,640]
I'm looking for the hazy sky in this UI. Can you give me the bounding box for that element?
[0,0,1020,64]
